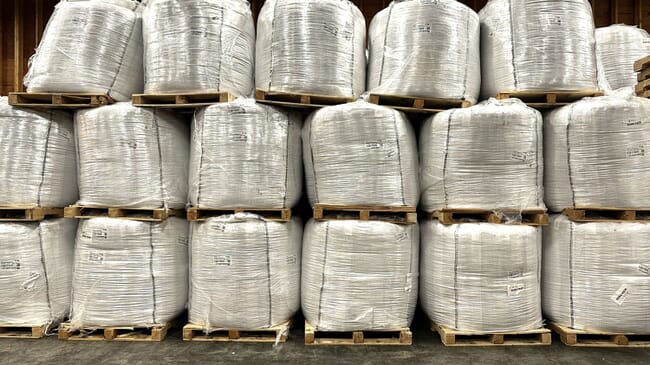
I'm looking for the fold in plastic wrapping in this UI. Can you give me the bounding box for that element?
[368,0,480,103]
[302,219,419,331]
[596,25,650,91]
[0,97,77,207]
[189,214,301,329]
[420,220,543,332]
[189,100,303,209]
[256,0,366,97]
[75,103,189,209]
[70,218,188,328]
[143,0,255,95]
[24,0,143,101]
[543,215,650,333]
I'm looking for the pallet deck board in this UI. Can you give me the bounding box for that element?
[549,323,650,347]
[255,89,354,109]
[367,93,472,113]
[0,323,48,339]
[432,324,551,346]
[182,320,292,343]
[187,207,291,222]
[64,206,184,222]
[0,206,64,221]
[430,209,549,226]
[8,92,113,108]
[563,207,650,223]
[495,90,603,108]
[132,92,236,108]
[305,321,412,346]
[58,321,173,342]
[635,78,650,94]
[313,204,417,225]
[637,67,650,82]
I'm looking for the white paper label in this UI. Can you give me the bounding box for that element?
[214,255,232,266]
[611,284,631,305]
[88,251,104,264]
[286,255,297,265]
[639,263,650,276]
[507,283,525,296]
[405,273,414,293]
[627,145,645,158]
[511,151,536,167]
[1,259,20,270]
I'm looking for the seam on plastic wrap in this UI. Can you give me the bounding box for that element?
[107,10,138,97]
[442,110,457,208]
[566,105,577,206]
[267,0,280,90]
[507,0,518,89]
[347,2,356,96]
[532,109,541,207]
[569,222,575,328]
[37,224,54,327]
[377,2,394,87]
[391,110,406,206]
[282,110,290,208]
[152,110,166,208]
[264,221,273,326]
[316,221,330,328]
[308,118,319,202]
[36,111,54,206]
[195,110,205,206]
[462,8,470,99]
[149,223,157,324]
[216,6,225,91]
[453,224,461,329]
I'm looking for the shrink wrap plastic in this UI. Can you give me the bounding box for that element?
[303,101,419,207]
[544,95,650,212]
[0,97,77,207]
[70,218,188,328]
[75,103,189,209]
[596,25,650,91]
[302,219,419,331]
[0,219,76,327]
[256,0,366,98]
[420,98,544,213]
[143,0,255,95]
[421,220,543,332]
[189,214,301,329]
[189,100,302,208]
[25,0,143,101]
[543,215,650,333]
[368,0,480,103]
[479,0,598,97]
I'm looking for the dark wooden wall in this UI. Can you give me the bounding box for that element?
[1,0,649,95]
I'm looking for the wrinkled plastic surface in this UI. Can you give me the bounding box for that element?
[302,219,419,331]
[368,0,480,103]
[543,215,650,333]
[75,103,189,209]
[596,25,650,91]
[143,0,255,95]
[303,101,419,207]
[0,97,77,207]
[189,100,303,208]
[70,217,188,328]
[256,0,366,97]
[189,214,301,329]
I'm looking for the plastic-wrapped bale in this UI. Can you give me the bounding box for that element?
[421,220,543,332]
[0,97,77,207]
[256,0,366,98]
[479,0,598,97]
[75,103,189,208]
[143,0,255,95]
[544,95,650,212]
[189,214,301,329]
[303,101,418,207]
[189,100,302,208]
[302,219,419,331]
[367,0,480,103]
[0,219,76,328]
[596,25,650,91]
[70,217,188,328]
[543,215,650,333]
[24,0,143,101]
[420,98,544,213]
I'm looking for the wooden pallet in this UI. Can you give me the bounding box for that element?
[495,90,603,108]
[187,207,291,222]
[58,321,173,342]
[549,323,650,347]
[563,207,650,223]
[637,67,650,82]
[367,93,472,113]
[0,206,64,222]
[0,323,49,339]
[635,78,650,97]
[432,324,551,347]
[313,205,417,225]
[182,320,292,343]
[304,321,412,346]
[255,89,353,109]
[132,92,236,108]
[8,92,112,108]
[64,206,184,222]
[634,55,650,72]
[430,209,548,226]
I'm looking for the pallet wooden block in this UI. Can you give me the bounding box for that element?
[432,324,551,347]
[549,323,650,347]
[182,320,292,343]
[430,209,548,226]
[131,92,236,108]
[495,90,603,108]
[64,206,184,222]
[0,323,49,339]
[367,93,472,113]
[313,204,417,225]
[186,207,291,222]
[255,89,353,109]
[0,206,64,222]
[304,321,412,346]
[635,78,650,95]
[563,207,650,223]
[8,92,112,108]
[58,321,173,342]
[637,67,650,82]
[634,55,650,72]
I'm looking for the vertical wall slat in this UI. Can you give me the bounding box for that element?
[611,0,619,23]
[0,0,4,95]
[13,0,23,92]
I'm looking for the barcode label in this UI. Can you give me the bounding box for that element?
[611,284,630,305]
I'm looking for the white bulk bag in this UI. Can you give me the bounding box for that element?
[596,25,650,91]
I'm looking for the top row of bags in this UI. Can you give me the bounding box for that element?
[24,0,649,103]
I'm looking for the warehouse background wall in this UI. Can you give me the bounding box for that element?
[0,0,648,96]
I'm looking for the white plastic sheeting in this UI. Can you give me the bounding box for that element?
[480,0,598,97]
[596,25,650,91]
[421,220,543,332]
[544,95,650,212]
[25,0,143,101]
[189,214,302,329]
[143,0,255,95]
[543,215,650,333]
[0,97,77,207]
[303,101,419,207]
[256,0,366,98]
[420,98,544,212]
[75,103,189,209]
[302,219,419,331]
[0,219,76,327]
[70,217,188,328]
[189,100,302,208]
[367,0,480,103]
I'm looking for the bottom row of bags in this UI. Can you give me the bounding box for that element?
[0,215,648,334]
